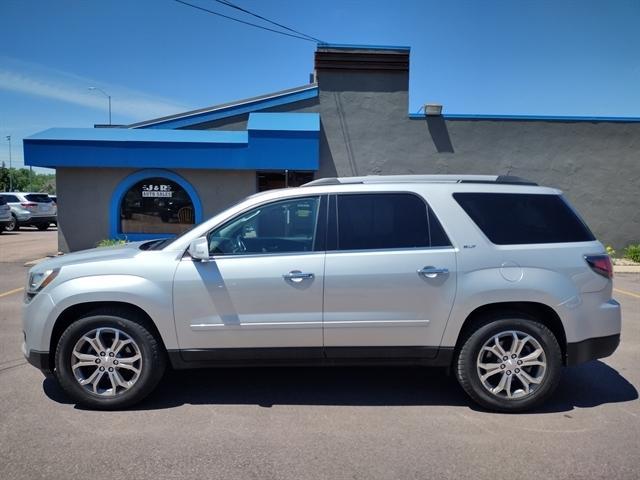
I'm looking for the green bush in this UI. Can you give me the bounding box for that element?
[605,245,616,258]
[624,244,640,263]
[96,238,127,248]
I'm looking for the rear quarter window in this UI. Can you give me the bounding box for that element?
[453,193,595,245]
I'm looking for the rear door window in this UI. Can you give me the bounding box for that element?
[2,195,19,203]
[335,193,450,250]
[453,193,595,245]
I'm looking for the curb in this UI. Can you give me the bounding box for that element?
[614,265,640,274]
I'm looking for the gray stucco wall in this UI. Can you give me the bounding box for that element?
[57,168,255,252]
[203,68,639,249]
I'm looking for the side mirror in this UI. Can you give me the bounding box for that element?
[188,237,210,262]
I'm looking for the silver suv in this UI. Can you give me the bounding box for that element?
[0,192,57,231]
[22,175,621,411]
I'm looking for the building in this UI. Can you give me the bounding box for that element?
[24,44,640,252]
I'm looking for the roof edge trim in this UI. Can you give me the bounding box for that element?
[129,84,318,129]
[317,43,411,51]
[408,113,640,123]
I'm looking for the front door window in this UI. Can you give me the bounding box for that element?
[208,196,321,255]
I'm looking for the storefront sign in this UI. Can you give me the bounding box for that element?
[142,184,173,198]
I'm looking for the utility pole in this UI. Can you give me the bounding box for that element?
[5,135,12,192]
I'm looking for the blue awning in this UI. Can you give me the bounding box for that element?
[23,112,320,171]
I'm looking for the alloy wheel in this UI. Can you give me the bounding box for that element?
[476,330,547,399]
[71,327,142,396]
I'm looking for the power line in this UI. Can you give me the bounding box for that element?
[173,0,318,43]
[211,0,323,43]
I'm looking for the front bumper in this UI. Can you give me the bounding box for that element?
[22,341,52,374]
[566,333,620,366]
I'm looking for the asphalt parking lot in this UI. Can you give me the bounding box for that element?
[0,231,638,479]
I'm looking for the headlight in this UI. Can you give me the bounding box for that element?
[26,268,60,299]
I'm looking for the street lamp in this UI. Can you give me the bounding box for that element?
[4,135,12,191]
[88,86,112,125]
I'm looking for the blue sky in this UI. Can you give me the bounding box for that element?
[1,0,639,170]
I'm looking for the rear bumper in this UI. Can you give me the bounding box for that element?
[18,215,56,225]
[566,333,620,366]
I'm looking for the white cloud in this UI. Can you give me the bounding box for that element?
[0,57,192,121]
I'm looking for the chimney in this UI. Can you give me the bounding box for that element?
[313,44,410,92]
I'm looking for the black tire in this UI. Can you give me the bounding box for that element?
[7,214,19,231]
[455,316,562,412]
[36,223,49,231]
[54,309,166,410]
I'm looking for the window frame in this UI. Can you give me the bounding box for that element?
[328,191,452,253]
[205,194,328,259]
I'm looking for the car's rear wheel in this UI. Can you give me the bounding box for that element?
[36,223,49,231]
[54,311,166,410]
[456,316,562,412]
[7,214,19,231]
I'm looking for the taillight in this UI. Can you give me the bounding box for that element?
[585,254,613,279]
[20,202,38,210]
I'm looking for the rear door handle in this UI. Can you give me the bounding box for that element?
[283,271,315,282]
[418,266,449,278]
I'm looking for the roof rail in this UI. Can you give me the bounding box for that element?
[302,175,538,187]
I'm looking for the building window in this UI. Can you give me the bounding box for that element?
[120,177,195,235]
[257,171,314,191]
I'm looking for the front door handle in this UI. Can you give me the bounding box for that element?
[283,271,315,282]
[418,266,449,278]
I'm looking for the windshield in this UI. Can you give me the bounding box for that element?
[140,225,197,251]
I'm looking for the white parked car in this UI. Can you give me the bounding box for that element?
[0,192,57,231]
[22,175,620,411]
[0,195,12,232]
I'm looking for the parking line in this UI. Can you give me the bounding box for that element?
[0,287,23,299]
[614,288,640,299]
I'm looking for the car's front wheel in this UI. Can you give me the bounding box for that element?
[54,310,166,409]
[455,316,562,412]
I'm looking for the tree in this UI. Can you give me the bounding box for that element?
[0,163,56,193]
